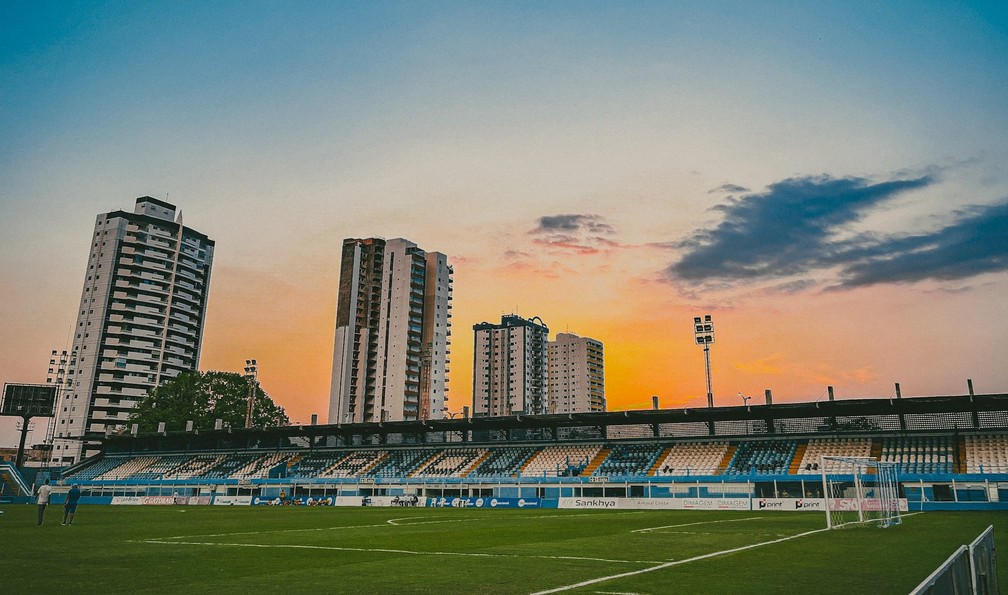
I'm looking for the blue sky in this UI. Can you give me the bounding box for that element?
[2,1,1007,446]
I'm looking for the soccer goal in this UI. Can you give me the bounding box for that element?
[820,456,903,529]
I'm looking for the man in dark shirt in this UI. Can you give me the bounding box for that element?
[62,484,82,526]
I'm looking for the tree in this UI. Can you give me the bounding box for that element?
[127,370,289,433]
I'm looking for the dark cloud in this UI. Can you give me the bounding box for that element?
[664,174,1008,290]
[529,213,617,254]
[835,202,1008,288]
[671,175,933,282]
[532,214,615,235]
[709,183,750,194]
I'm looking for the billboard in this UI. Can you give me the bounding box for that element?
[1,383,57,417]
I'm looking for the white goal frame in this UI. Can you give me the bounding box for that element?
[820,455,903,529]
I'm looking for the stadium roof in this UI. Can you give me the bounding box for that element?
[100,392,1008,454]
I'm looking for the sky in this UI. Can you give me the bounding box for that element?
[2,1,1007,447]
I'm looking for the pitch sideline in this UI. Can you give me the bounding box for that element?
[530,526,830,595]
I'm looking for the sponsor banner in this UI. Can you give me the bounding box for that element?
[427,497,542,509]
[252,496,282,506]
[830,498,909,512]
[681,498,751,511]
[630,498,683,510]
[144,496,177,505]
[296,496,334,506]
[334,496,365,507]
[754,498,824,511]
[558,497,752,511]
[247,495,334,506]
[329,495,426,507]
[114,495,202,506]
[213,495,253,506]
[111,496,145,506]
[559,497,625,509]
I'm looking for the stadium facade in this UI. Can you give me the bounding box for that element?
[23,392,1005,513]
[49,197,214,465]
[328,238,453,424]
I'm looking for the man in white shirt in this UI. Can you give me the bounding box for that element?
[36,479,52,526]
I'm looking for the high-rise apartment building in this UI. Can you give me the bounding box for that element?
[548,333,605,414]
[329,238,452,424]
[472,315,549,416]
[50,197,214,463]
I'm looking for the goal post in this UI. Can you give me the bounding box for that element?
[820,455,904,529]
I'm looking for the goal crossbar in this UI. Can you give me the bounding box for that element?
[820,455,903,529]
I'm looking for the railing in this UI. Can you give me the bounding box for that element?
[911,525,998,594]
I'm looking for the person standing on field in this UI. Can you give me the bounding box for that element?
[62,484,81,525]
[36,479,52,526]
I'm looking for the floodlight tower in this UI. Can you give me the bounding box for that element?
[244,359,258,428]
[693,315,715,408]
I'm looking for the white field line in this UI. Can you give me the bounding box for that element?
[158,524,389,544]
[159,511,641,540]
[387,517,426,525]
[137,540,666,564]
[159,517,475,540]
[530,526,830,595]
[523,512,645,520]
[630,516,765,533]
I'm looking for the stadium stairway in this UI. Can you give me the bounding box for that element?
[359,452,387,475]
[516,452,537,476]
[408,451,445,478]
[789,442,808,474]
[1,462,31,496]
[461,451,492,478]
[870,439,883,462]
[647,447,673,476]
[717,445,737,475]
[581,448,611,477]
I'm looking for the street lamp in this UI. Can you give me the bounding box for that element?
[693,315,715,407]
[244,359,258,428]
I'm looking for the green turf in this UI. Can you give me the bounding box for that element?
[2,505,1005,593]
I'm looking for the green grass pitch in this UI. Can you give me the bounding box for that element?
[3,505,1005,593]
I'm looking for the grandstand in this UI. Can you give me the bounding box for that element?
[31,392,1008,510]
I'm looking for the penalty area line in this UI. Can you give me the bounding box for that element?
[530,526,829,595]
[157,516,477,539]
[631,516,765,533]
[137,540,665,565]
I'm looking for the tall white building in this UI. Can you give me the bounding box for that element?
[472,315,549,416]
[329,238,452,424]
[50,197,214,463]
[548,333,605,413]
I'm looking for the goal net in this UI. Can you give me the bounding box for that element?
[820,455,903,529]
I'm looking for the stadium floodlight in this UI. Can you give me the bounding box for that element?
[738,392,751,434]
[693,314,715,407]
[244,359,258,428]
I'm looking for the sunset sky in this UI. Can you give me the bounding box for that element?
[2,2,1007,446]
